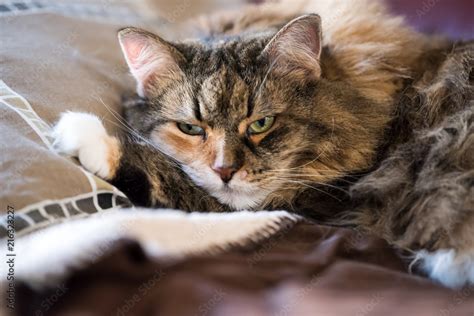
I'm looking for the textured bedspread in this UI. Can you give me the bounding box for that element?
[10,210,474,316]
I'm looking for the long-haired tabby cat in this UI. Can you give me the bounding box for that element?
[53,0,473,288]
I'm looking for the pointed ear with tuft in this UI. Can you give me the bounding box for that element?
[118,27,185,98]
[262,14,322,79]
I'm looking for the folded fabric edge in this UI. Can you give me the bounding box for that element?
[0,208,301,289]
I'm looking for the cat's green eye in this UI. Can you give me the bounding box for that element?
[248,116,275,135]
[177,123,205,136]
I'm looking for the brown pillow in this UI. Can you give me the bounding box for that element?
[0,12,138,237]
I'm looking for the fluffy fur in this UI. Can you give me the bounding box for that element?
[415,249,474,289]
[351,43,474,250]
[349,41,473,287]
[192,0,429,105]
[52,0,473,287]
[113,0,433,210]
[52,112,121,179]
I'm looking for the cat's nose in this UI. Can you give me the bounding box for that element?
[212,166,238,183]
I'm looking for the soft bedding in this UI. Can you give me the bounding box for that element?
[0,12,135,237]
[1,1,474,316]
[11,209,474,315]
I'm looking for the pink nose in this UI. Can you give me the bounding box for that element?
[212,166,237,183]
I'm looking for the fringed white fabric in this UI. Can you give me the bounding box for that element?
[2,208,300,289]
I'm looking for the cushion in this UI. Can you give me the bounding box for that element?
[0,0,245,238]
[0,12,136,237]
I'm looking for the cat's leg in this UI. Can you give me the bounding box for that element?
[52,112,120,180]
[396,181,474,289]
[352,107,474,288]
[415,248,474,289]
[411,195,474,288]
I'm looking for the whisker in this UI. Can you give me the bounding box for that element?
[266,169,366,178]
[286,180,342,202]
[266,170,359,178]
[97,98,182,168]
[269,174,350,195]
[104,118,182,169]
[268,177,343,202]
[256,55,281,98]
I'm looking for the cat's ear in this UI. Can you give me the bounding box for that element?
[263,14,322,79]
[118,27,184,97]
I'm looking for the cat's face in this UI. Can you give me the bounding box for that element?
[141,64,317,210]
[119,15,385,210]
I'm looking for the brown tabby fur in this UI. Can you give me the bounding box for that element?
[89,0,473,267]
[351,42,474,253]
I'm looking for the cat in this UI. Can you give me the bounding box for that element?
[52,0,473,288]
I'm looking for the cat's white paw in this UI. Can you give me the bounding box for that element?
[52,112,120,179]
[415,249,474,288]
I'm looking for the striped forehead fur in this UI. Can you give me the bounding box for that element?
[193,0,432,106]
[122,0,447,210]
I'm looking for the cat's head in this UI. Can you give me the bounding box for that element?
[118,14,385,210]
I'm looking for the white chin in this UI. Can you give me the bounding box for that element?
[181,165,268,210]
[213,188,268,210]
